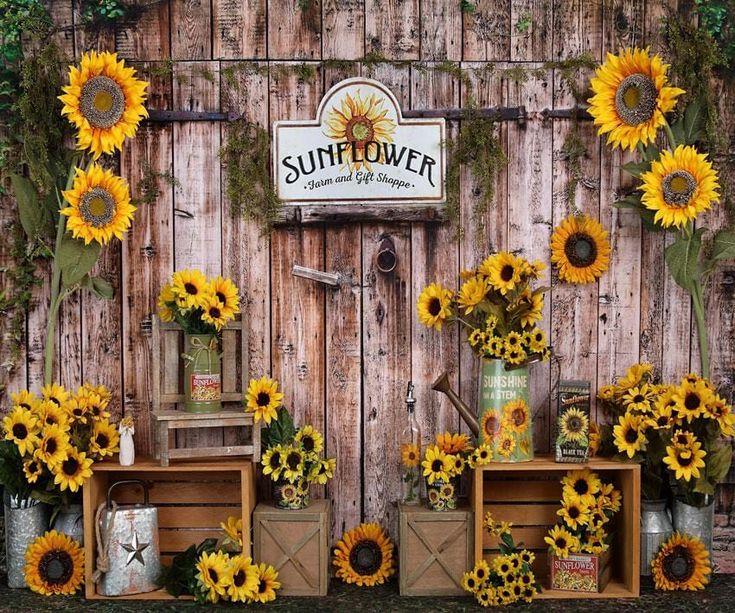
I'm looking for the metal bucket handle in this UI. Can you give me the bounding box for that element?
[106,479,150,509]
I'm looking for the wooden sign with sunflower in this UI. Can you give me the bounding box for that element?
[273,77,446,220]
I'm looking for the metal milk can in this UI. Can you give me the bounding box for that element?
[96,479,161,596]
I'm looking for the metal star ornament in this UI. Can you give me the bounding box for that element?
[121,531,150,566]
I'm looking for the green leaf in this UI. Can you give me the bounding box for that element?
[711,229,735,262]
[621,160,651,178]
[11,174,44,239]
[89,276,114,300]
[664,228,705,292]
[57,234,101,287]
[706,442,732,485]
[671,99,704,146]
[612,194,644,210]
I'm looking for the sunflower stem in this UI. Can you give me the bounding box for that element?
[691,279,710,379]
[663,119,677,152]
[43,161,78,386]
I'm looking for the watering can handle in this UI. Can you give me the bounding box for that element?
[106,479,150,509]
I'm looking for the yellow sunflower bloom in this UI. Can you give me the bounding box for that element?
[36,400,70,432]
[673,378,715,423]
[24,530,84,596]
[559,407,589,443]
[545,524,580,558]
[652,532,710,591]
[201,296,229,331]
[23,458,45,484]
[34,424,71,469]
[66,396,91,425]
[617,362,654,390]
[295,425,324,454]
[471,443,493,466]
[457,276,490,314]
[497,432,516,457]
[333,523,395,587]
[401,442,420,468]
[613,412,647,458]
[461,569,481,594]
[244,376,284,424]
[589,420,601,456]
[61,163,135,245]
[557,497,592,531]
[309,457,336,485]
[249,563,281,603]
[504,345,527,366]
[483,252,524,295]
[435,431,472,454]
[705,395,735,437]
[89,419,120,458]
[261,445,286,481]
[11,389,38,412]
[664,441,706,482]
[85,392,111,421]
[52,448,93,493]
[3,407,40,456]
[480,410,502,441]
[324,90,397,173]
[59,50,148,158]
[282,446,305,483]
[157,283,176,322]
[209,275,240,316]
[226,554,258,602]
[416,282,454,330]
[171,269,209,310]
[421,444,452,484]
[503,399,530,434]
[562,468,602,504]
[528,327,547,353]
[587,47,684,151]
[42,383,70,408]
[622,383,657,413]
[220,516,243,549]
[640,145,720,229]
[551,214,610,284]
[195,551,232,603]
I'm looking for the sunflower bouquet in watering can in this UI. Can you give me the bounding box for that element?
[157,270,240,413]
[417,253,550,462]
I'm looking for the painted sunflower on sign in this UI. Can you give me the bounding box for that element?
[24,530,84,596]
[333,523,395,587]
[244,376,284,424]
[651,532,710,591]
[559,407,589,443]
[416,283,453,331]
[550,214,611,284]
[639,145,720,229]
[61,164,136,246]
[59,50,148,158]
[503,399,530,434]
[324,90,397,172]
[587,47,684,151]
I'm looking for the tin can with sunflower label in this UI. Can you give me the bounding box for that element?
[478,359,533,462]
[555,381,591,463]
[182,333,222,413]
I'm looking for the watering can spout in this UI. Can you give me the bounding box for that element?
[431,371,479,437]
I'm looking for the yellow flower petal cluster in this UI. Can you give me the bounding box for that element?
[551,214,610,284]
[24,530,84,596]
[333,523,395,586]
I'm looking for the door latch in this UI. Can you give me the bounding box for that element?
[292,265,341,287]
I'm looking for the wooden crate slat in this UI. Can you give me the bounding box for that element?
[113,481,243,504]
[482,526,549,550]
[159,392,245,404]
[484,479,562,502]
[159,528,223,552]
[483,503,559,525]
[156,506,241,529]
[168,445,254,459]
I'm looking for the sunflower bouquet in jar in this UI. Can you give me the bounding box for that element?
[255,387,336,510]
[0,382,120,513]
[461,513,541,606]
[421,432,493,511]
[417,252,550,461]
[587,47,735,380]
[545,469,621,593]
[157,270,240,413]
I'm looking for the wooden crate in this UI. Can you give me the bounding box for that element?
[82,457,256,600]
[253,500,330,596]
[151,315,261,465]
[399,503,473,596]
[472,456,640,599]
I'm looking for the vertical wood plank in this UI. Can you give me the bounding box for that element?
[48,0,76,58]
[552,0,603,61]
[322,64,363,542]
[361,64,411,538]
[420,0,462,61]
[365,0,420,60]
[171,0,212,61]
[72,0,116,56]
[507,66,554,451]
[220,63,271,449]
[268,0,322,60]
[602,0,644,54]
[58,292,82,389]
[121,62,174,453]
[462,0,511,62]
[410,65,461,446]
[173,61,223,449]
[26,259,50,394]
[268,66,326,439]
[510,0,553,61]
[213,0,268,59]
[458,63,508,417]
[323,0,364,60]
[114,1,171,61]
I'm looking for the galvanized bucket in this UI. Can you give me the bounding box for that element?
[672,498,714,560]
[640,499,673,576]
[97,480,161,596]
[3,493,49,588]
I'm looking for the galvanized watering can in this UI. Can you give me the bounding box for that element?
[95,479,161,596]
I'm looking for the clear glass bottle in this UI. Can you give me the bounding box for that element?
[400,382,422,505]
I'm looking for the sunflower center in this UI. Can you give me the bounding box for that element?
[257,392,271,406]
[512,408,526,427]
[46,438,58,454]
[346,117,374,144]
[233,570,245,587]
[79,188,116,228]
[662,545,695,582]
[208,568,219,583]
[216,291,226,303]
[269,452,281,469]
[555,537,567,549]
[567,416,583,433]
[39,550,74,586]
[615,73,658,126]
[684,392,701,411]
[677,434,689,445]
[80,75,125,129]
[502,438,512,450]
[500,264,515,282]
[569,506,580,519]
[349,539,383,576]
[62,457,80,476]
[12,423,28,439]
[208,306,221,319]
[258,579,268,593]
[564,233,598,268]
[483,414,499,438]
[50,397,61,406]
[96,433,109,448]
[634,394,645,403]
[428,297,442,317]
[677,452,693,467]
[625,428,639,444]
[431,459,444,472]
[302,436,315,452]
[657,416,669,427]
[573,479,589,495]
[662,171,696,207]
[286,452,301,470]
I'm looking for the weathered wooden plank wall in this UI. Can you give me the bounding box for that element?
[5,0,734,550]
